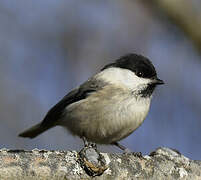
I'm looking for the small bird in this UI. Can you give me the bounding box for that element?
[19,53,164,151]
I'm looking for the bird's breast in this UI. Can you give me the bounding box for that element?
[63,86,151,144]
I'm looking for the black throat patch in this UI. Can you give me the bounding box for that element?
[139,84,156,98]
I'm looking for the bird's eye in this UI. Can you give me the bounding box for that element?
[137,71,143,77]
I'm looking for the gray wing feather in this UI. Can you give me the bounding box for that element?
[41,78,106,126]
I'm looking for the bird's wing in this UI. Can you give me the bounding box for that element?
[41,78,107,126]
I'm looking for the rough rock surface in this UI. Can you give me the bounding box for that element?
[0,147,200,180]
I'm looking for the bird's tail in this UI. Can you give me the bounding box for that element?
[18,123,53,138]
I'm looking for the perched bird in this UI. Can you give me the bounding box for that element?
[19,53,164,151]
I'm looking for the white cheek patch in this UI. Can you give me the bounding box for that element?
[96,67,152,90]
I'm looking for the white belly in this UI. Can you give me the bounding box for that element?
[62,87,151,144]
[92,96,151,143]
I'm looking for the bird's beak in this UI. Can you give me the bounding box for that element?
[152,78,164,85]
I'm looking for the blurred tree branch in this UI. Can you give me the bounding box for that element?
[143,0,201,53]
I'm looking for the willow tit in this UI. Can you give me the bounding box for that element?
[19,53,164,151]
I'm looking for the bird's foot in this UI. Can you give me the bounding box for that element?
[132,151,143,158]
[82,136,97,149]
[87,142,97,149]
[112,142,143,157]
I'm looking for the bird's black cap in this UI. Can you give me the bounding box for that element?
[102,53,157,79]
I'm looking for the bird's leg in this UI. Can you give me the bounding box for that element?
[82,136,89,147]
[82,136,97,149]
[112,142,143,157]
[112,142,131,153]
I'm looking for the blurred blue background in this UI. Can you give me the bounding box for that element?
[0,0,200,160]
